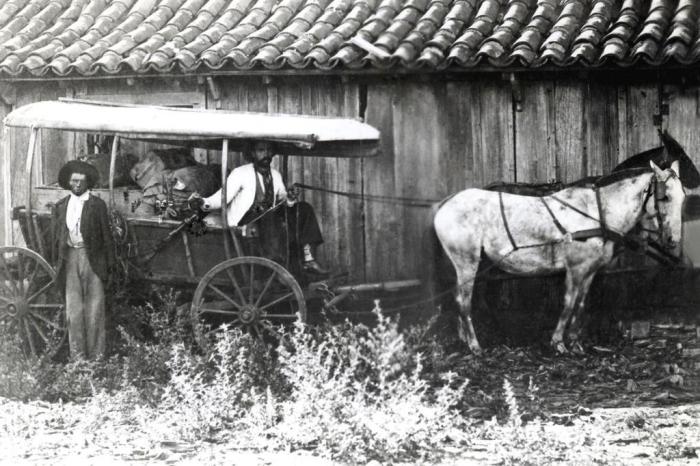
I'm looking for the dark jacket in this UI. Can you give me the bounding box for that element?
[51,194,115,289]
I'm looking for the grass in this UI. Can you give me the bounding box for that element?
[1,288,698,464]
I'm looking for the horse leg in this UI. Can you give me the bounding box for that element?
[455,267,481,354]
[566,273,596,354]
[551,271,585,354]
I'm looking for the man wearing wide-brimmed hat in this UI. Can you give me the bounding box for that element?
[52,160,115,359]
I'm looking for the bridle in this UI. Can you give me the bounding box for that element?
[640,168,681,246]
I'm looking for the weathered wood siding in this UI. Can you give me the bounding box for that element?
[1,76,699,288]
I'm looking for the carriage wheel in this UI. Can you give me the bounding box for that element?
[0,247,65,358]
[191,257,306,350]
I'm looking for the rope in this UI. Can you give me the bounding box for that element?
[293,183,440,207]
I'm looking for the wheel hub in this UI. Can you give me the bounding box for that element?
[6,299,28,317]
[239,304,261,324]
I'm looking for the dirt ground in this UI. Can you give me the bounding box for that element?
[0,398,698,464]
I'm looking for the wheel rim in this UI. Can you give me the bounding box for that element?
[191,257,306,349]
[0,247,65,358]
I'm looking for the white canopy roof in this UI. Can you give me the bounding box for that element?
[4,99,380,157]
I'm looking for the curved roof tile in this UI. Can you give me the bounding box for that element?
[0,0,699,77]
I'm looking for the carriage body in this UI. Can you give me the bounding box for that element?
[2,99,381,356]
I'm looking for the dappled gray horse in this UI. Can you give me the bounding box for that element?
[434,161,685,354]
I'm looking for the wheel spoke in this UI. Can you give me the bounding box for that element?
[205,283,244,311]
[0,280,15,297]
[29,310,63,330]
[28,303,64,309]
[27,316,50,343]
[254,272,277,308]
[0,254,18,295]
[27,281,54,304]
[0,294,12,304]
[24,262,42,295]
[259,292,295,311]
[23,318,37,357]
[261,313,298,319]
[199,307,240,316]
[249,263,255,302]
[224,269,248,306]
[16,253,24,294]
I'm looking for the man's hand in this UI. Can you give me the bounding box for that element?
[287,185,302,201]
[188,192,205,212]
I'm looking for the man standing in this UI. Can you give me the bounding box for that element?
[192,141,327,276]
[52,160,115,359]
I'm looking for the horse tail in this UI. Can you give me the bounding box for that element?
[430,200,458,317]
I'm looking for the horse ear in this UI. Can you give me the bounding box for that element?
[650,160,664,176]
[671,160,680,177]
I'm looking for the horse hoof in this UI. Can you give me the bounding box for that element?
[470,346,483,356]
[570,342,585,355]
[551,341,568,354]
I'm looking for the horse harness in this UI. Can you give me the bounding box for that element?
[497,171,674,258]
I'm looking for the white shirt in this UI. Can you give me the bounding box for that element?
[202,164,287,227]
[66,191,89,247]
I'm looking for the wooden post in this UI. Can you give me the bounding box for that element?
[2,126,11,245]
[221,139,246,260]
[24,127,38,249]
[109,135,120,209]
[221,138,232,260]
[281,155,288,185]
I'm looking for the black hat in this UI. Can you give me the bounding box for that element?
[58,160,99,190]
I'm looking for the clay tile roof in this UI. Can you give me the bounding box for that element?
[0,0,698,77]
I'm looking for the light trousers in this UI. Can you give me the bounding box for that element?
[65,247,106,359]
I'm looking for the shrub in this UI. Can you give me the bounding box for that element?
[260,309,471,463]
[155,326,277,441]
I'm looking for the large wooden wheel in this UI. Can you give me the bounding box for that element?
[191,257,306,349]
[0,247,65,358]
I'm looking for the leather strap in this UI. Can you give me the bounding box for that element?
[499,191,519,251]
[540,198,567,235]
[595,188,608,240]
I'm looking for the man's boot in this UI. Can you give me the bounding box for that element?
[302,244,329,276]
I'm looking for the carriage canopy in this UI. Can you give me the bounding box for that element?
[3,99,380,157]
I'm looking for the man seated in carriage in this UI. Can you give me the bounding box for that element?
[190,140,328,277]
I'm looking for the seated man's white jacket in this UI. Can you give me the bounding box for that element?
[202,163,287,227]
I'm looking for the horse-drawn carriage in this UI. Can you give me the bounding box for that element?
[0,99,694,359]
[1,98,410,357]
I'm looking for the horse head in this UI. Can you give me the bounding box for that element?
[647,160,685,251]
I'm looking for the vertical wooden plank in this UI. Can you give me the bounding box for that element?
[1,125,10,245]
[586,82,618,176]
[275,81,304,186]
[393,81,447,280]
[363,83,399,282]
[338,82,364,281]
[301,82,337,274]
[515,80,556,183]
[623,84,660,158]
[477,80,515,185]
[554,80,585,183]
[444,81,471,191]
[446,79,514,190]
[667,85,700,192]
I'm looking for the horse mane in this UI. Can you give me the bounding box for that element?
[594,167,652,188]
[612,131,700,188]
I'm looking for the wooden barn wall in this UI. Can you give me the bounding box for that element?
[2,77,700,293]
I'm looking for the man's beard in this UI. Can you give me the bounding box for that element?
[255,158,272,172]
